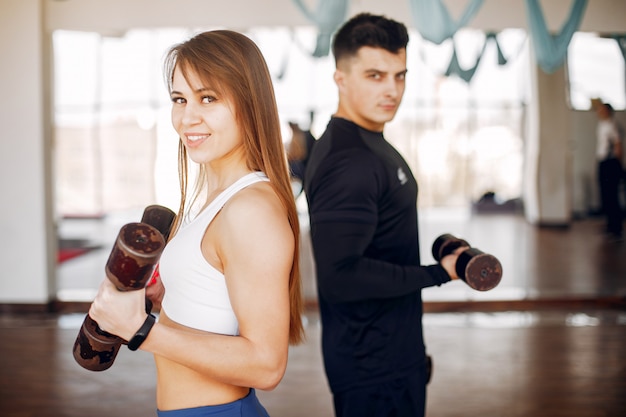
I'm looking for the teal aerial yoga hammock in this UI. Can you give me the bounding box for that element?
[444,33,509,83]
[524,0,588,74]
[409,0,484,45]
[290,0,349,57]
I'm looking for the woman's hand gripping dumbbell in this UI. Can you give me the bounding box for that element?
[72,205,175,371]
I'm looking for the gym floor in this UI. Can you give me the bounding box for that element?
[1,208,625,417]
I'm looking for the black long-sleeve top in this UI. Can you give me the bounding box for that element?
[304,117,450,393]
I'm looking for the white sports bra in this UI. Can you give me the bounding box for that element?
[159,172,270,334]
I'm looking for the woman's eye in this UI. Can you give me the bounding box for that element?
[202,96,216,104]
[171,97,185,104]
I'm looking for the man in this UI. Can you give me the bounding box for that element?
[595,102,623,241]
[303,13,464,417]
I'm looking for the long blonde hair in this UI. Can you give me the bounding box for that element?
[164,30,304,345]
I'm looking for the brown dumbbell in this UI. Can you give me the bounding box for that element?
[72,205,175,371]
[431,233,502,291]
[141,204,176,242]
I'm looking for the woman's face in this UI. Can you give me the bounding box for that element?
[170,66,244,167]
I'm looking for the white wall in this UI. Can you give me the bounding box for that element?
[0,0,55,304]
[41,0,626,34]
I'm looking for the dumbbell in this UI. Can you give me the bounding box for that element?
[141,205,176,308]
[141,205,176,242]
[72,205,175,371]
[431,233,502,291]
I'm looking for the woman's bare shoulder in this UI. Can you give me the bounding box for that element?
[222,181,285,221]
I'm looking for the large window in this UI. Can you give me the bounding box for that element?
[568,32,625,110]
[388,28,528,207]
[53,29,190,215]
[53,27,528,215]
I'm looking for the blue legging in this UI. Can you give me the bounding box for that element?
[156,389,270,417]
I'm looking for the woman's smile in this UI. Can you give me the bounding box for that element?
[185,133,211,148]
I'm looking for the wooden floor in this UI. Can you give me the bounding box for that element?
[1,211,625,417]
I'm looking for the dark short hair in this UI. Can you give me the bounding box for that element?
[332,13,409,65]
[604,103,614,115]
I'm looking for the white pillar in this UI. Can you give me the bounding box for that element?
[0,0,56,305]
[523,42,572,226]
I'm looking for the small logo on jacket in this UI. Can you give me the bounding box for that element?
[397,167,407,185]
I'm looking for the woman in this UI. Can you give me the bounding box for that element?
[89,30,305,416]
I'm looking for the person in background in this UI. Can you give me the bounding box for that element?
[287,120,316,184]
[303,13,466,417]
[89,30,304,417]
[595,101,623,241]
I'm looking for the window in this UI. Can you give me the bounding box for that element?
[53,27,528,214]
[568,32,625,110]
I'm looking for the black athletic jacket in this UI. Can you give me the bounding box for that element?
[304,117,450,393]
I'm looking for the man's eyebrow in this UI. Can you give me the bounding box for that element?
[363,68,385,75]
[363,68,408,76]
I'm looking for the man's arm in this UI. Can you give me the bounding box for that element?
[612,122,623,160]
[310,221,451,304]
[614,137,623,160]
[306,150,451,304]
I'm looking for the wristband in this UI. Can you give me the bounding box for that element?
[127,314,156,351]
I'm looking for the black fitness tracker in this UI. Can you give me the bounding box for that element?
[127,314,156,351]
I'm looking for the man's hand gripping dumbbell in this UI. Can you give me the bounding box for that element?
[432,233,503,291]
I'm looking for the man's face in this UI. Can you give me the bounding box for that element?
[334,46,407,132]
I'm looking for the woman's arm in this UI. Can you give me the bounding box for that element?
[89,182,294,390]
